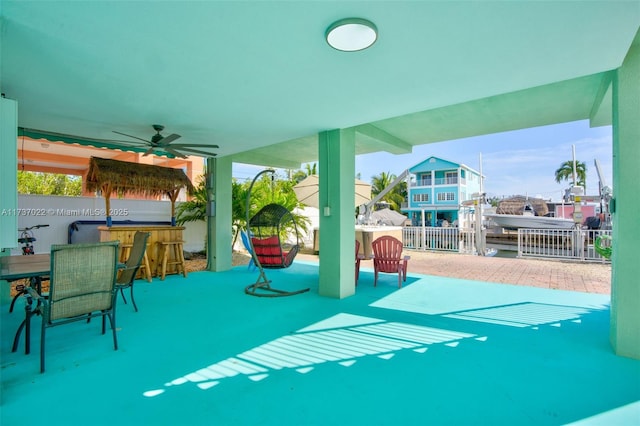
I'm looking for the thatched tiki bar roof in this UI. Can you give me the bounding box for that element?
[86,157,194,225]
[496,195,549,216]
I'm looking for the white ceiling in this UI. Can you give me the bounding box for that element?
[2,1,638,168]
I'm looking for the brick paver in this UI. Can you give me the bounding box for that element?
[297,250,611,295]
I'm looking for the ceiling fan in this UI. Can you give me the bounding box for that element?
[112,124,219,158]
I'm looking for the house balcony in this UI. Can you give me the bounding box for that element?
[411,178,433,187]
[410,177,465,187]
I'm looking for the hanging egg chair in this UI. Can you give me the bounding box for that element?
[249,204,300,268]
[244,169,310,297]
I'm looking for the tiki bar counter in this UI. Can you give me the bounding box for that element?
[97,224,187,279]
[87,157,193,279]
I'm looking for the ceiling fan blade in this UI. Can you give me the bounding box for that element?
[112,130,151,143]
[142,146,156,157]
[107,140,150,147]
[171,146,218,157]
[164,146,187,158]
[170,143,220,149]
[156,133,181,146]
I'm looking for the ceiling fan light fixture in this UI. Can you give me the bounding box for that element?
[325,18,377,52]
[113,125,219,158]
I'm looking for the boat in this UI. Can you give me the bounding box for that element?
[485,195,576,230]
[484,212,576,230]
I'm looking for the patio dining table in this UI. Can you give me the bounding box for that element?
[0,253,50,281]
[1,254,50,354]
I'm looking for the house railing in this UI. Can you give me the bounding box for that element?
[410,177,466,187]
[517,228,612,262]
[434,177,459,185]
[403,226,476,254]
[411,178,433,187]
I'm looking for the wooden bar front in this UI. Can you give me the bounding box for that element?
[355,226,403,258]
[98,225,185,278]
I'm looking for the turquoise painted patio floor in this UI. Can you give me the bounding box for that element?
[1,262,639,426]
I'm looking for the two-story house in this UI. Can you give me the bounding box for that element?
[402,156,482,227]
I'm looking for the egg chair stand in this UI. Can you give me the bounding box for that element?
[244,170,310,297]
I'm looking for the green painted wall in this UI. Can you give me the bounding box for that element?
[318,129,356,299]
[610,32,640,359]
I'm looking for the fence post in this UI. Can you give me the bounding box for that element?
[517,230,523,257]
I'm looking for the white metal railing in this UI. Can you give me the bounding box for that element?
[403,226,476,254]
[410,177,468,187]
[517,228,611,262]
[409,176,467,187]
[411,178,433,187]
[402,226,611,262]
[434,177,458,185]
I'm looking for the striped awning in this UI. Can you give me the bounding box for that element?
[18,127,176,158]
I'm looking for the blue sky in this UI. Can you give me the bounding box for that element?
[233,119,613,202]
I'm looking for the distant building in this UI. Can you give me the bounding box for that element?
[402,156,482,227]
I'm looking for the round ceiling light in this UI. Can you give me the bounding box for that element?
[325,18,378,52]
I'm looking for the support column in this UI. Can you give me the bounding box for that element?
[206,156,233,272]
[318,129,356,298]
[0,97,18,304]
[610,31,640,359]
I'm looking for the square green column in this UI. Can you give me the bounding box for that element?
[0,98,18,304]
[610,32,640,359]
[318,129,356,298]
[206,156,233,272]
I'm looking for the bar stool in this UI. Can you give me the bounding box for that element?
[156,240,187,280]
[120,243,152,282]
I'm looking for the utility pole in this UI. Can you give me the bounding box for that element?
[475,153,486,256]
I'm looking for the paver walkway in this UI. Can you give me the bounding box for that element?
[297,250,611,294]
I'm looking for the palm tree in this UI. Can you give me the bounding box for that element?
[370,172,407,212]
[555,160,587,192]
[231,180,249,246]
[304,163,317,176]
[175,175,207,225]
[176,173,250,243]
[177,175,310,251]
[371,172,393,196]
[245,175,311,245]
[291,170,306,183]
[291,162,317,184]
